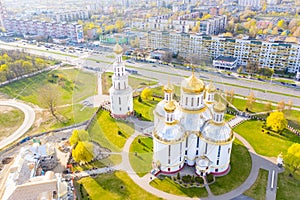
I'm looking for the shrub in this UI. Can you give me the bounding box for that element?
[138,95,142,102]
[195,177,204,184]
[206,174,214,183]
[182,175,191,183]
[177,172,180,180]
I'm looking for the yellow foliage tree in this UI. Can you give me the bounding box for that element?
[284,143,300,175]
[72,141,94,164]
[141,88,152,100]
[266,111,287,133]
[69,129,89,147]
[277,19,285,28]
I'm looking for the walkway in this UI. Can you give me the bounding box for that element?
[116,118,282,200]
[0,99,36,149]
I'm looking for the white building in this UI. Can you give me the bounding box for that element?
[153,73,234,176]
[238,0,261,9]
[213,56,238,70]
[109,44,133,118]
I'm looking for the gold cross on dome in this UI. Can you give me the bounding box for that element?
[191,64,196,75]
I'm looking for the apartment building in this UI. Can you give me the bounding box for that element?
[3,18,84,43]
[54,10,89,22]
[132,14,227,35]
[147,31,300,73]
[238,0,261,9]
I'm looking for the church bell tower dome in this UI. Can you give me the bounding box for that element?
[113,43,123,54]
[181,73,205,94]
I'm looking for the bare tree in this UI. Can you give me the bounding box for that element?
[246,91,256,111]
[39,85,62,122]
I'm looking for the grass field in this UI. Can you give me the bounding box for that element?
[209,139,252,195]
[0,68,97,107]
[101,72,157,95]
[89,110,135,152]
[0,106,24,141]
[233,120,300,157]
[76,171,162,200]
[231,97,275,113]
[133,97,160,121]
[277,170,300,200]
[129,136,153,177]
[244,169,268,200]
[0,68,98,130]
[150,176,208,198]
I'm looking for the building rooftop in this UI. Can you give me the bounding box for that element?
[214,56,237,62]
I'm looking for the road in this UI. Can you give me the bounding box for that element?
[0,40,299,106]
[0,100,35,150]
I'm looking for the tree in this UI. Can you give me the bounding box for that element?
[287,100,293,110]
[277,19,285,28]
[284,143,300,176]
[246,61,258,76]
[266,111,287,133]
[141,88,152,99]
[161,51,172,63]
[277,100,285,111]
[237,66,243,74]
[69,129,89,146]
[72,141,94,164]
[39,85,61,122]
[258,67,274,78]
[246,91,256,111]
[115,20,125,32]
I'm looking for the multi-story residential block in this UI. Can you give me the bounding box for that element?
[132,14,227,35]
[3,18,84,43]
[238,0,261,9]
[54,10,89,22]
[147,31,300,73]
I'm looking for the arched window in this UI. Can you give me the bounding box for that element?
[119,97,121,105]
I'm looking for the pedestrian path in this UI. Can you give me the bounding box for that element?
[227,116,248,128]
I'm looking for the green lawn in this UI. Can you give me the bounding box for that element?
[209,139,252,195]
[76,171,162,200]
[151,85,181,99]
[244,169,268,200]
[102,72,157,95]
[133,97,160,121]
[233,120,300,157]
[0,68,98,131]
[150,176,208,198]
[0,106,24,141]
[277,170,300,200]
[273,79,295,84]
[73,154,122,172]
[225,113,235,122]
[0,68,97,107]
[231,97,275,113]
[89,110,135,152]
[129,136,153,177]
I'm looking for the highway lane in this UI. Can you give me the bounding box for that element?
[0,40,299,106]
[0,100,35,150]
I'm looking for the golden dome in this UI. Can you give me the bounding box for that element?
[213,101,226,113]
[164,100,176,113]
[206,81,216,93]
[181,73,205,94]
[113,43,123,54]
[164,82,174,93]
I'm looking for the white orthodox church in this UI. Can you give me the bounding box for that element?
[152,72,234,176]
[109,44,133,118]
